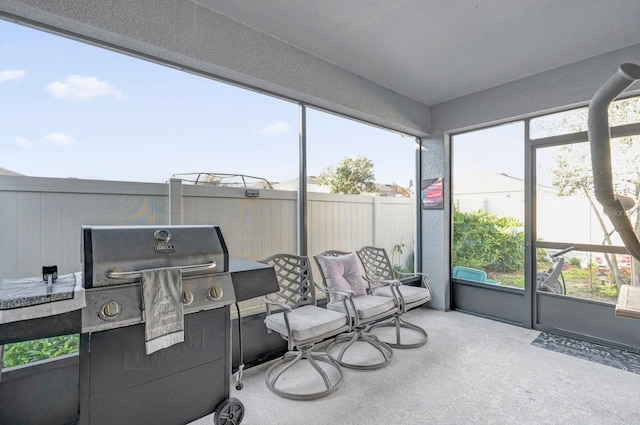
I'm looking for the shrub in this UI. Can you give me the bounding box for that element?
[596,283,619,299]
[2,335,79,368]
[453,209,524,273]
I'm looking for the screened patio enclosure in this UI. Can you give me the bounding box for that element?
[451,94,640,351]
[2,2,640,423]
[2,0,640,346]
[2,0,640,339]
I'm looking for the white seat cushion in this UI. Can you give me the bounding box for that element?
[372,285,431,305]
[264,305,348,342]
[327,295,396,320]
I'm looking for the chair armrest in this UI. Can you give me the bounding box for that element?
[378,279,402,287]
[396,271,429,280]
[386,280,407,312]
[261,295,295,342]
[326,291,359,329]
[261,295,293,314]
[364,278,405,311]
[363,276,401,297]
[396,271,432,292]
[322,287,356,326]
[324,287,355,297]
[315,285,357,330]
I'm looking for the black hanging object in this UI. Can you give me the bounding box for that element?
[42,265,58,282]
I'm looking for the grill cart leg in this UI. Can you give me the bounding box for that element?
[233,303,245,390]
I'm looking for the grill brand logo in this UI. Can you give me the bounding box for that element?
[154,243,175,253]
[153,228,175,253]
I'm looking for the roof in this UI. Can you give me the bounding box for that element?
[455,170,556,195]
[272,176,412,197]
[0,167,24,176]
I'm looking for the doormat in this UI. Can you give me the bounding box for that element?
[531,332,640,375]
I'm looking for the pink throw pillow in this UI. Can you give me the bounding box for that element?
[317,253,367,302]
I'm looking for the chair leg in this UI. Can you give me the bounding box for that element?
[367,314,428,349]
[265,344,344,400]
[327,327,393,370]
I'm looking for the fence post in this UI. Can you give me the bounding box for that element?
[169,178,183,225]
[373,194,380,247]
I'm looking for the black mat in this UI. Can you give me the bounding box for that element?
[531,332,640,375]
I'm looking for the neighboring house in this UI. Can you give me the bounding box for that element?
[454,170,535,219]
[272,176,412,197]
[271,176,331,193]
[0,167,24,176]
[454,170,611,247]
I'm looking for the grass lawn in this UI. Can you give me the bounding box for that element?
[489,264,620,304]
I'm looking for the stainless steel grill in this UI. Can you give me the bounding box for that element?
[81,225,235,333]
[78,225,244,425]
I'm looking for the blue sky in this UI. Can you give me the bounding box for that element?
[0,19,417,188]
[452,122,525,181]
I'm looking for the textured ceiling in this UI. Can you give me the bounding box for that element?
[198,0,640,106]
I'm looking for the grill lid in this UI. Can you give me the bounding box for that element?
[82,225,228,288]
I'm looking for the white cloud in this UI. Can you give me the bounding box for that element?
[15,137,32,148]
[254,121,290,136]
[0,69,26,83]
[42,133,75,146]
[46,75,123,101]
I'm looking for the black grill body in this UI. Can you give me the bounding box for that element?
[78,225,235,425]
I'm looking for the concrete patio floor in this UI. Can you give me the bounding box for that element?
[192,308,640,425]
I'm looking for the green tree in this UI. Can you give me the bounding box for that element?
[548,97,640,288]
[317,156,376,194]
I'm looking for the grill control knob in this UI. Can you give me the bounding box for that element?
[207,286,223,301]
[182,290,194,305]
[100,301,122,320]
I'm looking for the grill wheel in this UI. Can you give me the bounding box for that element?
[214,397,245,425]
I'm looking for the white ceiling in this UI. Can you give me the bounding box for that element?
[198,0,640,106]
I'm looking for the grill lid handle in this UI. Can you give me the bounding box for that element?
[105,262,216,279]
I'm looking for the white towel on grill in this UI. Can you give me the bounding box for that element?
[141,267,184,354]
[0,272,85,324]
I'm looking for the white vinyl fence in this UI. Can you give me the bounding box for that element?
[0,176,415,313]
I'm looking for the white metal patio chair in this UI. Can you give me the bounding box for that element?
[260,253,351,400]
[314,250,396,370]
[356,246,431,348]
